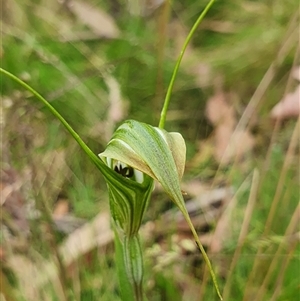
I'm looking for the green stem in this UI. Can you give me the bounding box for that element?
[156,1,222,298]
[184,213,223,300]
[123,236,144,301]
[158,0,215,129]
[114,227,136,300]
[0,68,106,172]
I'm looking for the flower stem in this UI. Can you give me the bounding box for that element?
[158,0,215,129]
[184,213,223,300]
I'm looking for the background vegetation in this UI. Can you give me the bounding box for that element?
[1,1,299,300]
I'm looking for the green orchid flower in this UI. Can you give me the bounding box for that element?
[98,120,187,300]
[99,119,222,300]
[99,119,186,233]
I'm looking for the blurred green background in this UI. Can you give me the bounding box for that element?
[1,1,299,300]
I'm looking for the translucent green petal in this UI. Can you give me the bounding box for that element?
[99,120,186,204]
